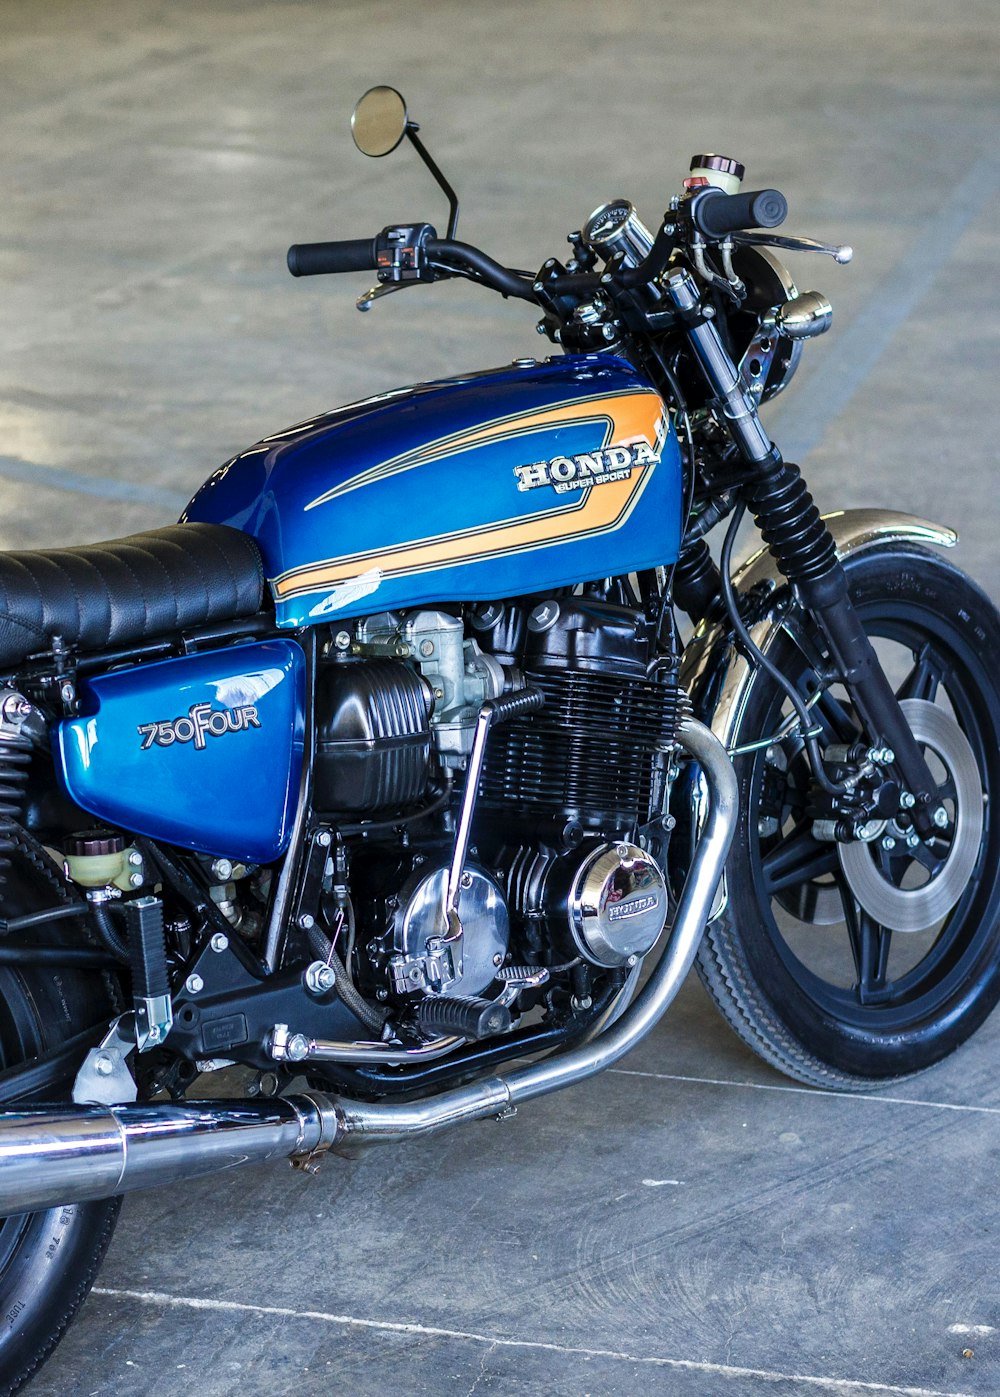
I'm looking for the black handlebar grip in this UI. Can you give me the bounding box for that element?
[691,188,788,239]
[286,239,378,277]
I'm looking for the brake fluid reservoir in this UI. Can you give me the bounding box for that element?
[685,153,744,195]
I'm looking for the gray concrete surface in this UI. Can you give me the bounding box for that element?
[3,1,1000,1393]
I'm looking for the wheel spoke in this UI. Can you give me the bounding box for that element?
[842,889,893,1003]
[897,644,944,703]
[810,687,857,745]
[908,837,947,876]
[762,822,838,895]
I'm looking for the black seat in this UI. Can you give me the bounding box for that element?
[0,523,265,670]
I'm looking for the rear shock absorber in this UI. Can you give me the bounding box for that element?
[0,694,36,889]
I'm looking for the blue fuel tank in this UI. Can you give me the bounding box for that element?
[183,354,683,627]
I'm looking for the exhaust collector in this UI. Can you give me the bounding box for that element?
[0,717,736,1218]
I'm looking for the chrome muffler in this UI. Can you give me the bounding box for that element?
[0,717,737,1216]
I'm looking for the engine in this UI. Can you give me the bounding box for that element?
[312,596,680,1034]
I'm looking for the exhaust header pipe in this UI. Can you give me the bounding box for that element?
[0,717,736,1217]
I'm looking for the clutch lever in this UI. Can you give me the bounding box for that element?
[731,231,854,264]
[356,281,415,312]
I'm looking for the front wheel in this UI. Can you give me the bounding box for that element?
[696,546,1000,1088]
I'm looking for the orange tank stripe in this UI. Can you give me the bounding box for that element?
[275,392,665,599]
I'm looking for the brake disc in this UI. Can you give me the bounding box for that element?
[837,699,984,933]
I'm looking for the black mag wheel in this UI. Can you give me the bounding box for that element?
[0,837,122,1397]
[696,545,1000,1087]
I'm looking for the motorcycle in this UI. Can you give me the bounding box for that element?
[2,83,998,1391]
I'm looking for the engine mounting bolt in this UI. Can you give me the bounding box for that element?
[94,1052,114,1077]
[129,872,144,889]
[211,858,233,881]
[127,849,143,867]
[298,913,315,931]
[881,836,896,851]
[305,961,336,995]
[185,974,204,995]
[286,1034,310,1062]
[900,791,916,809]
[210,932,229,953]
[316,830,332,848]
[334,630,352,650]
[932,806,949,829]
[664,814,677,831]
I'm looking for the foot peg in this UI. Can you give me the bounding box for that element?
[415,994,511,1041]
[123,895,172,1052]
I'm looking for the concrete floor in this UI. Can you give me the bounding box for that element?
[4,1,1000,1393]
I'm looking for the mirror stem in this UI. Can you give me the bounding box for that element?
[406,124,459,239]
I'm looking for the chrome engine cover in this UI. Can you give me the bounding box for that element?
[390,863,509,998]
[568,842,669,967]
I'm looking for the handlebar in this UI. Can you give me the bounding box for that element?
[287,239,378,276]
[286,227,538,302]
[690,188,788,239]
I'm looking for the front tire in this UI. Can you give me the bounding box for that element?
[696,546,1000,1088]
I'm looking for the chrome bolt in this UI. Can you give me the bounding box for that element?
[932,806,949,829]
[298,913,315,931]
[881,836,896,852]
[286,1034,310,1062]
[211,858,233,881]
[602,324,616,341]
[376,988,389,1002]
[663,814,677,831]
[210,932,229,953]
[460,871,474,890]
[616,844,631,860]
[493,953,504,968]
[316,830,332,848]
[334,630,352,650]
[867,746,895,767]
[129,872,144,889]
[900,791,916,809]
[906,831,920,849]
[185,974,204,995]
[765,746,777,762]
[94,1052,114,1077]
[146,1024,161,1042]
[127,849,143,867]
[304,961,336,996]
[626,954,639,967]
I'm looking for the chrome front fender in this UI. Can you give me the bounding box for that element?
[676,509,957,918]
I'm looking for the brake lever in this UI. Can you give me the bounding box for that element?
[731,231,854,264]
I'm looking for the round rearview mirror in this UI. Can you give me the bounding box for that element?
[351,86,409,158]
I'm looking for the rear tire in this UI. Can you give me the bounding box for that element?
[0,835,122,1396]
[696,546,1000,1088]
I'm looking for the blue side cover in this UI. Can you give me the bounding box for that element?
[57,639,305,864]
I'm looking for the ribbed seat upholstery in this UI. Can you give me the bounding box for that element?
[0,523,265,669]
